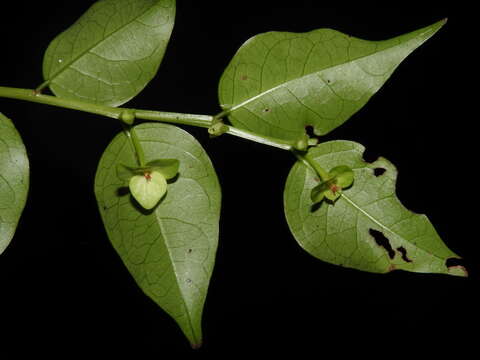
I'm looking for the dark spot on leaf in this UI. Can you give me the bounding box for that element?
[186,278,192,284]
[370,229,395,259]
[373,167,386,177]
[396,246,412,263]
[263,108,271,113]
[240,75,248,81]
[326,79,331,84]
[187,248,192,254]
[387,264,396,272]
[310,202,322,213]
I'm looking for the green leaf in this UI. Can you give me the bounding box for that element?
[219,20,446,141]
[329,165,354,188]
[42,0,176,106]
[116,158,179,181]
[0,112,29,255]
[284,140,467,277]
[310,164,354,204]
[146,158,179,179]
[129,170,167,210]
[94,123,221,347]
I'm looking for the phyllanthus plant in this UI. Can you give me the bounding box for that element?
[0,0,466,348]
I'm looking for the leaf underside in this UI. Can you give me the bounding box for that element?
[219,19,446,141]
[94,123,221,347]
[0,112,29,255]
[284,141,466,277]
[42,0,175,106]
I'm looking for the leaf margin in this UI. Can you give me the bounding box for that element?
[94,122,221,347]
[283,140,466,277]
[0,112,29,255]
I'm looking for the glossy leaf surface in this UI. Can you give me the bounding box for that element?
[94,123,221,347]
[284,141,466,277]
[0,112,29,254]
[219,20,445,141]
[42,0,175,106]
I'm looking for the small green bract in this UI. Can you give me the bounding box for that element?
[310,165,354,203]
[129,171,167,210]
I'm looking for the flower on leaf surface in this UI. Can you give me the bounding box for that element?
[310,165,354,204]
[117,159,179,210]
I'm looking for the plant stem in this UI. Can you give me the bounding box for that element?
[225,126,293,150]
[294,151,330,181]
[0,85,294,151]
[124,126,146,167]
[0,86,122,119]
[134,109,212,128]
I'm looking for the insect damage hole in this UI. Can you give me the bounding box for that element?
[373,168,386,177]
[396,246,412,263]
[369,229,395,259]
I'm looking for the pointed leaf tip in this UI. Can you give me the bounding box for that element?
[219,20,446,141]
[95,123,221,346]
[284,141,464,277]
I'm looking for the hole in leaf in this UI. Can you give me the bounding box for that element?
[305,125,323,141]
[396,246,412,263]
[117,187,130,196]
[263,108,271,113]
[369,229,395,259]
[445,258,468,276]
[445,257,465,268]
[305,125,315,137]
[362,148,381,164]
[373,167,386,177]
[445,258,465,268]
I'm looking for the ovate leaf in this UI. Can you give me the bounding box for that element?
[284,141,466,277]
[219,20,446,141]
[42,0,176,106]
[0,112,29,254]
[94,123,221,347]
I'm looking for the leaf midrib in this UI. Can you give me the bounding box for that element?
[155,190,200,346]
[44,2,159,87]
[226,27,433,114]
[340,193,445,262]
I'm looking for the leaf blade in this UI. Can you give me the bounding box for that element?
[219,20,446,141]
[0,112,29,255]
[284,140,466,277]
[94,123,221,347]
[42,0,176,106]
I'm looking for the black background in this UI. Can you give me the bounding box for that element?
[0,1,475,357]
